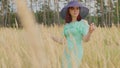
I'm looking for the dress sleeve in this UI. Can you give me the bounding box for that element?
[81,20,89,36]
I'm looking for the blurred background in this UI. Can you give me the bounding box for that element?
[0,0,119,27]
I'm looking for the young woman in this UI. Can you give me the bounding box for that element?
[52,1,95,68]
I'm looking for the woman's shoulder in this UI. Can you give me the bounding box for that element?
[80,19,88,25]
[77,19,89,28]
[63,23,73,28]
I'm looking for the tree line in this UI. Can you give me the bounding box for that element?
[0,0,119,28]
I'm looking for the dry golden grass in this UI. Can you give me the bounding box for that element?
[0,0,119,68]
[0,25,120,68]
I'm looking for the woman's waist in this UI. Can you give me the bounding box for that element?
[67,42,82,49]
[67,40,82,45]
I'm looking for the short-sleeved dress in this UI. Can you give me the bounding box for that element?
[62,19,89,68]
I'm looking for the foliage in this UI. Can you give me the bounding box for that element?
[0,0,119,27]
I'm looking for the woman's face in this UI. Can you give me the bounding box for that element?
[69,7,80,18]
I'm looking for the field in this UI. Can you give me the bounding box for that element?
[0,25,120,68]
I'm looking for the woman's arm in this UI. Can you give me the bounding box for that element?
[83,32,92,42]
[51,35,65,44]
[83,23,95,42]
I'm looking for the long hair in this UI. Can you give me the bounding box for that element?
[65,8,81,23]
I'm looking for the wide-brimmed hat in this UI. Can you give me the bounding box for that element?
[60,0,89,19]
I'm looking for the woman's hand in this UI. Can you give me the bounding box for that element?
[51,35,65,44]
[89,23,95,34]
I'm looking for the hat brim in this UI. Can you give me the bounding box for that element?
[60,3,89,19]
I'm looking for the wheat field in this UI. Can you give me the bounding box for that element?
[0,25,120,68]
[0,0,120,68]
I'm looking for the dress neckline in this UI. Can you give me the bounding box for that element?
[66,21,78,25]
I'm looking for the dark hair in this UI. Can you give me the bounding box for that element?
[65,8,81,23]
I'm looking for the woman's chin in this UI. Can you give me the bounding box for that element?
[73,16,78,18]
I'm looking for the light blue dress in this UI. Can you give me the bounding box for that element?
[62,19,89,68]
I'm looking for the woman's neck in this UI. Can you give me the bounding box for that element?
[72,17,77,22]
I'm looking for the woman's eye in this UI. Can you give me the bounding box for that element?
[75,7,79,10]
[70,7,74,10]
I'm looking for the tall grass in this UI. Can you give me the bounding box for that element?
[0,25,120,68]
[81,26,120,68]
